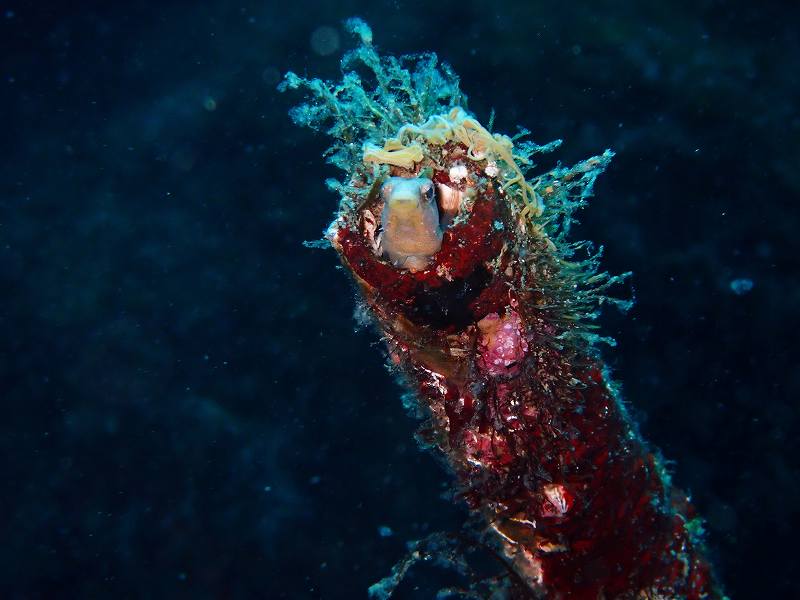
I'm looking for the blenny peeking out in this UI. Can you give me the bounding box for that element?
[380,177,443,272]
[281,18,726,600]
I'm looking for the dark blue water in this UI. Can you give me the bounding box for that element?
[2,1,797,598]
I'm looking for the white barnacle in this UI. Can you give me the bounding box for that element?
[362,209,381,252]
[448,163,469,183]
[542,483,570,516]
[436,182,464,227]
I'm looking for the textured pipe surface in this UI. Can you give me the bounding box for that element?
[331,172,720,599]
[281,19,725,599]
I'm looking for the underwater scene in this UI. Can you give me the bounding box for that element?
[2,1,798,598]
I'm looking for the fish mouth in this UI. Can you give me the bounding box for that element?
[384,194,422,210]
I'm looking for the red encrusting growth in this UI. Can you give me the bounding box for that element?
[339,188,503,298]
[331,175,722,599]
[281,21,725,596]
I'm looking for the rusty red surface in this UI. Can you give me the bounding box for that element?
[333,180,721,598]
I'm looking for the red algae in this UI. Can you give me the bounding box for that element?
[281,18,726,599]
[334,177,723,598]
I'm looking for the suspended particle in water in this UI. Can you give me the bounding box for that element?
[729,277,754,295]
[378,525,393,538]
[310,25,340,56]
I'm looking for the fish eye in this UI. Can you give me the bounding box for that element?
[423,183,436,205]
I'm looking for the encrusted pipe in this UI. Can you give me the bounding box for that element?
[280,18,726,599]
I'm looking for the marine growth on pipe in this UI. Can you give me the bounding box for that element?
[281,18,726,600]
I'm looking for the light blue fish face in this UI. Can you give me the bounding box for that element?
[380,177,443,272]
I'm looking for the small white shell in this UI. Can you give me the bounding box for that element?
[448,163,469,182]
[436,183,462,213]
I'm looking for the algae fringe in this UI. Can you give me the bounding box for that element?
[279,17,631,354]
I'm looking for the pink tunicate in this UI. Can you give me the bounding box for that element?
[477,311,528,376]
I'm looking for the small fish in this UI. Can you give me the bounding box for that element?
[380,177,443,272]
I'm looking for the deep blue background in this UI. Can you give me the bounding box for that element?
[2,1,798,598]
